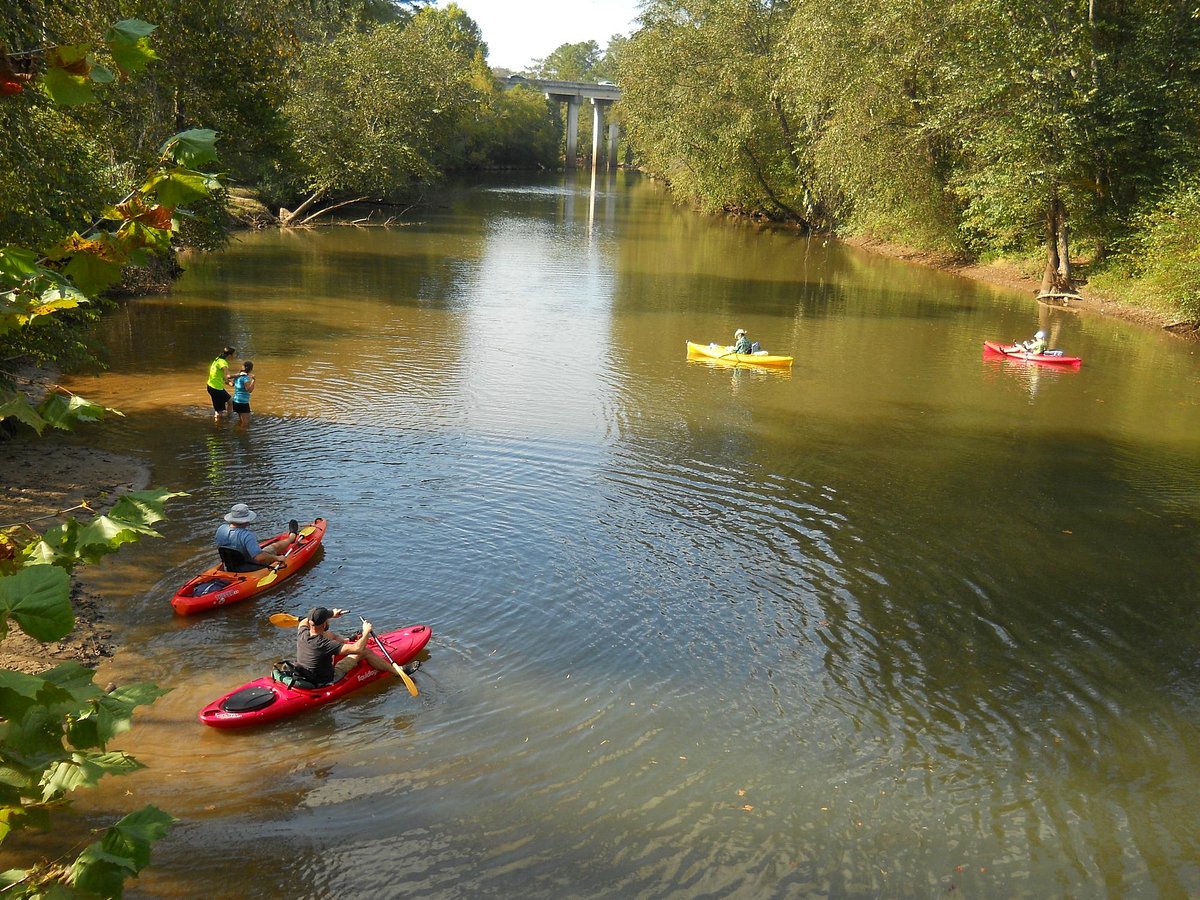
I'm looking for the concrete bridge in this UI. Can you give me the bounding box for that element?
[505,76,622,169]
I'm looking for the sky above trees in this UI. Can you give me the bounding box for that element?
[444,0,639,70]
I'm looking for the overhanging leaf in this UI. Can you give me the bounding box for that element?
[0,390,48,435]
[41,751,144,801]
[0,566,74,641]
[158,129,218,168]
[42,67,94,106]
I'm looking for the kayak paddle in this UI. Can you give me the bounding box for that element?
[360,615,418,697]
[269,612,301,627]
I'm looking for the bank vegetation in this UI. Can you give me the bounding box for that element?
[617,0,1200,325]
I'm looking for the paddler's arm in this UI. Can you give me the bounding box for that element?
[338,618,373,655]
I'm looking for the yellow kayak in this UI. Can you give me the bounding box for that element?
[686,341,793,367]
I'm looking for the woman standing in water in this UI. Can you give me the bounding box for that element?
[206,346,236,420]
[231,360,255,427]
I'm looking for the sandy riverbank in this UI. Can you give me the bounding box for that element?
[0,441,150,675]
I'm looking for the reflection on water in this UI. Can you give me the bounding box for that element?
[41,172,1200,897]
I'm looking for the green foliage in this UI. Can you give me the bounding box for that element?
[0,487,183,895]
[67,806,176,898]
[282,14,480,210]
[620,0,810,222]
[620,0,1200,303]
[534,40,601,81]
[1092,176,1200,318]
[459,84,561,171]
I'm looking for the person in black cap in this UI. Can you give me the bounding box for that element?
[294,606,408,686]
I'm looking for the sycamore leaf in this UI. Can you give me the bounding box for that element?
[41,751,144,801]
[0,566,73,641]
[107,490,187,528]
[42,67,94,106]
[68,682,170,750]
[69,805,174,896]
[0,390,48,435]
[0,246,39,283]
[158,129,218,168]
[37,392,110,431]
[146,169,214,207]
[0,669,53,723]
[45,44,90,75]
[63,252,124,297]
[104,20,159,76]
[90,62,115,84]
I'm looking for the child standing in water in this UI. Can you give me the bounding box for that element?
[231,360,255,427]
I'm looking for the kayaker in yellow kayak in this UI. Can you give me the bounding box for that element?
[295,606,411,685]
[733,328,754,354]
[214,503,297,572]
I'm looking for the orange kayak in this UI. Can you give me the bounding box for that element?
[171,517,327,616]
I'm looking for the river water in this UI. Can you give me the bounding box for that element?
[54,172,1200,896]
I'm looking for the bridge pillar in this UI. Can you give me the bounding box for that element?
[565,98,580,168]
[607,118,619,171]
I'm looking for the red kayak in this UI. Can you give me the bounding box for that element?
[983,341,1082,366]
[171,517,327,616]
[198,624,431,728]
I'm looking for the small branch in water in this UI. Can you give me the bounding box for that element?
[296,196,370,227]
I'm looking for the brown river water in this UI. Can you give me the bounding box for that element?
[35,172,1200,896]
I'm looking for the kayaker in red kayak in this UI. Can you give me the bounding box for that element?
[214,503,297,573]
[295,606,411,685]
[1019,330,1048,353]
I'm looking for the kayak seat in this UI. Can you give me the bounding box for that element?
[272,661,320,690]
[217,545,259,573]
[220,686,277,713]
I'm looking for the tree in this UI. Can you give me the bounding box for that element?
[619,0,811,223]
[533,40,601,81]
[279,17,480,224]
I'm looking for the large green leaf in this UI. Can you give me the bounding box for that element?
[69,805,174,896]
[0,669,53,722]
[42,68,95,107]
[63,251,124,297]
[108,490,187,529]
[67,682,169,750]
[0,567,74,641]
[159,129,219,168]
[0,247,39,284]
[37,393,111,431]
[0,391,49,436]
[145,169,216,207]
[41,751,144,801]
[104,19,159,76]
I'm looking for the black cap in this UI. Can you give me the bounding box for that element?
[307,607,332,626]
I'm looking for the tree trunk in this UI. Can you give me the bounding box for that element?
[1041,193,1072,294]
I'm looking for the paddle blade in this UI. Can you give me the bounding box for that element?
[256,568,280,587]
[398,666,419,697]
[269,613,300,627]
